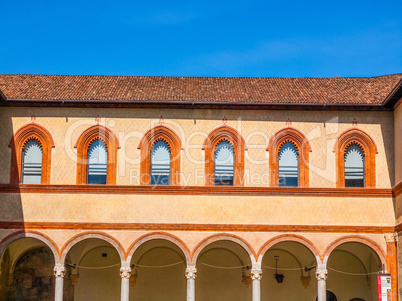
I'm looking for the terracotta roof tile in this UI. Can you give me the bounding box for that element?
[0,74,401,105]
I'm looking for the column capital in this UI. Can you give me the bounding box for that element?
[185,267,197,279]
[384,233,397,243]
[120,267,132,279]
[315,268,328,281]
[54,265,66,278]
[251,269,262,280]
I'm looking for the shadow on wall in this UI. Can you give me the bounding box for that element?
[0,107,24,219]
[380,122,395,187]
[0,107,25,299]
[379,122,396,219]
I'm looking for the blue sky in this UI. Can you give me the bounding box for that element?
[0,0,401,77]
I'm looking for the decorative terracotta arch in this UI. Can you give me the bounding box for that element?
[74,124,120,185]
[267,127,312,187]
[0,230,60,264]
[126,232,191,264]
[333,128,377,188]
[191,233,256,264]
[60,231,125,263]
[9,122,55,184]
[323,235,386,266]
[203,125,247,186]
[138,125,182,185]
[257,234,322,263]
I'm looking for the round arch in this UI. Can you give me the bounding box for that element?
[191,234,256,265]
[74,124,120,185]
[60,232,125,263]
[9,121,55,184]
[267,126,312,187]
[333,127,378,188]
[323,235,386,266]
[202,124,247,186]
[126,232,191,265]
[257,234,322,264]
[0,230,59,264]
[137,124,182,185]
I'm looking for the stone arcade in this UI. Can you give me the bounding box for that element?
[0,74,402,301]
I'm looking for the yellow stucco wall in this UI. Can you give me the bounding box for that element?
[0,192,395,227]
[0,103,397,301]
[395,194,402,225]
[0,107,395,188]
[395,104,402,185]
[394,104,402,301]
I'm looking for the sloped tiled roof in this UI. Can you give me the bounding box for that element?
[0,74,401,105]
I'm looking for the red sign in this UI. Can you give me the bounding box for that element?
[378,274,392,301]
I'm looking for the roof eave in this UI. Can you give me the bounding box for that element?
[0,89,7,105]
[2,98,392,111]
[382,77,402,109]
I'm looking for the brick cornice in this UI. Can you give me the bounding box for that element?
[395,222,402,233]
[393,180,402,198]
[0,222,394,233]
[0,184,392,198]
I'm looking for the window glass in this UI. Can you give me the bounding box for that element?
[344,143,364,187]
[214,141,234,186]
[87,139,108,184]
[151,140,171,185]
[278,142,299,187]
[22,139,42,184]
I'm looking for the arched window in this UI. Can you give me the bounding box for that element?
[344,143,364,187]
[333,128,377,188]
[21,139,43,184]
[75,124,119,185]
[9,122,54,184]
[138,125,181,186]
[214,141,234,186]
[278,142,299,187]
[203,124,246,186]
[150,140,171,185]
[267,127,311,187]
[87,139,108,184]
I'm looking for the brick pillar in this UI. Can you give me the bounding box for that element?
[385,233,398,301]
